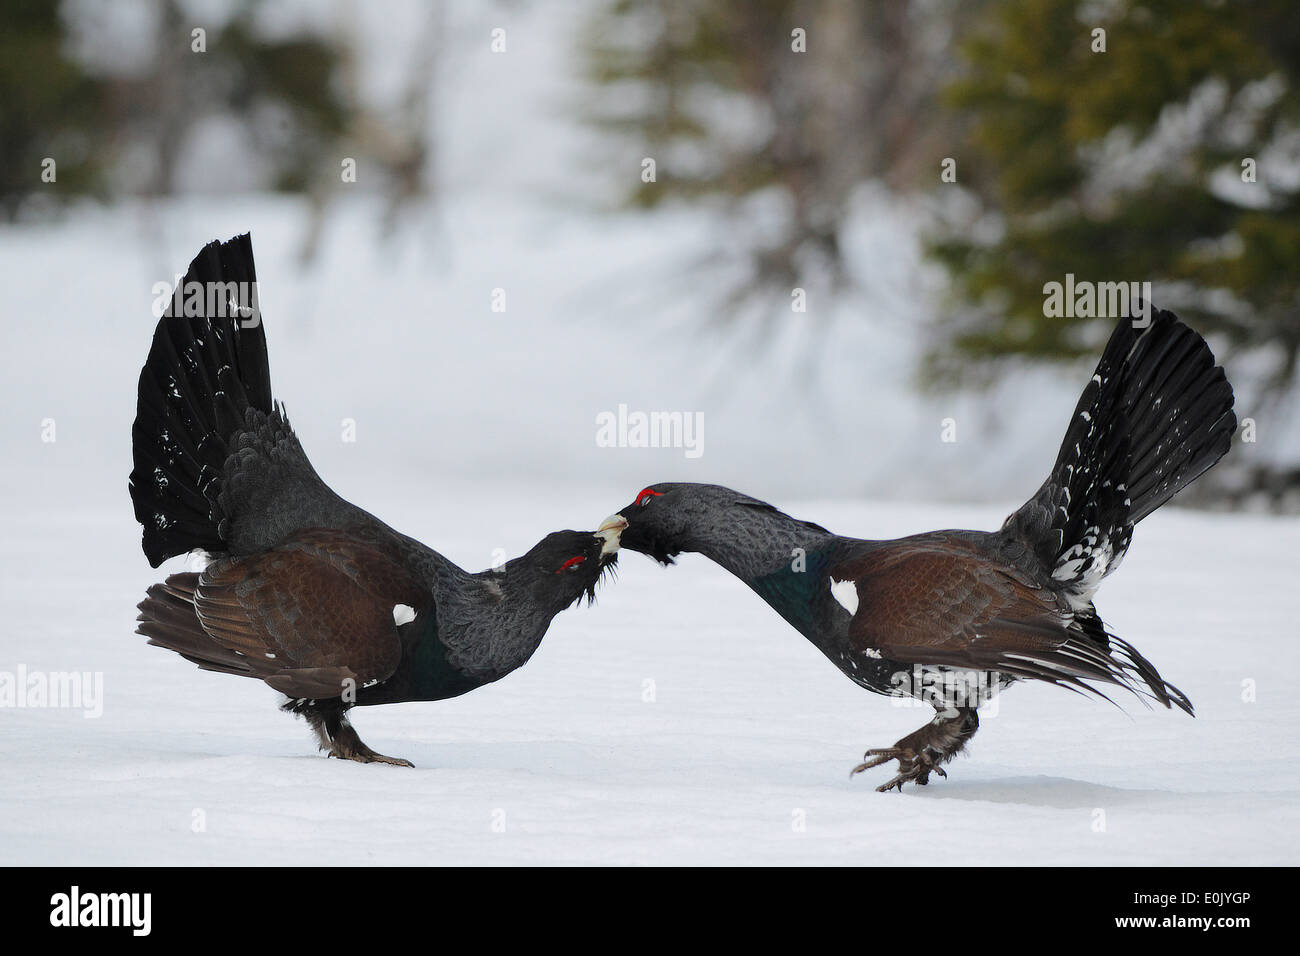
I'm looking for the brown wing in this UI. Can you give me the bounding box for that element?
[191,529,421,699]
[833,539,1152,699]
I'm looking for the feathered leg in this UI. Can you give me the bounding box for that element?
[297,699,414,767]
[853,706,979,792]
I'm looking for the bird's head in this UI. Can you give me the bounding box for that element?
[604,482,742,566]
[513,522,624,610]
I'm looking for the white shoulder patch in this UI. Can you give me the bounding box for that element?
[829,578,859,616]
[392,604,416,627]
[185,549,213,572]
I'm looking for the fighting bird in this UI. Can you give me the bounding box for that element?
[611,308,1235,790]
[130,234,624,765]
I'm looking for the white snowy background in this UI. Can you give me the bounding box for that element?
[1,1,1296,865]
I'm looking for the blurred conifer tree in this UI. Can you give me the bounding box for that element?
[928,0,1300,406]
[582,0,974,328]
[0,0,348,218]
[0,0,108,216]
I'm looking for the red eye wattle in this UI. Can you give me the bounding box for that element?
[556,555,587,573]
[636,487,662,507]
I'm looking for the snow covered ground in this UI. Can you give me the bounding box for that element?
[1,480,1296,865]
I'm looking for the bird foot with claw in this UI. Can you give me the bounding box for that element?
[328,748,414,768]
[851,746,946,792]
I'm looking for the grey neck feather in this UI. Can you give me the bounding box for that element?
[676,492,839,581]
[671,491,866,665]
[431,565,565,681]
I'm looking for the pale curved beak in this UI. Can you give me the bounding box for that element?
[595,514,628,555]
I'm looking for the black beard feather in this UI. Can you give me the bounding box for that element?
[649,538,678,567]
[572,552,619,608]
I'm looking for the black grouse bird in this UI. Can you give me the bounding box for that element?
[611,308,1235,790]
[130,233,625,765]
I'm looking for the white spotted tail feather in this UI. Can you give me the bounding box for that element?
[1003,306,1236,610]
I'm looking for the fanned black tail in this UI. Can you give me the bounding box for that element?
[129,233,272,567]
[1007,304,1236,605]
